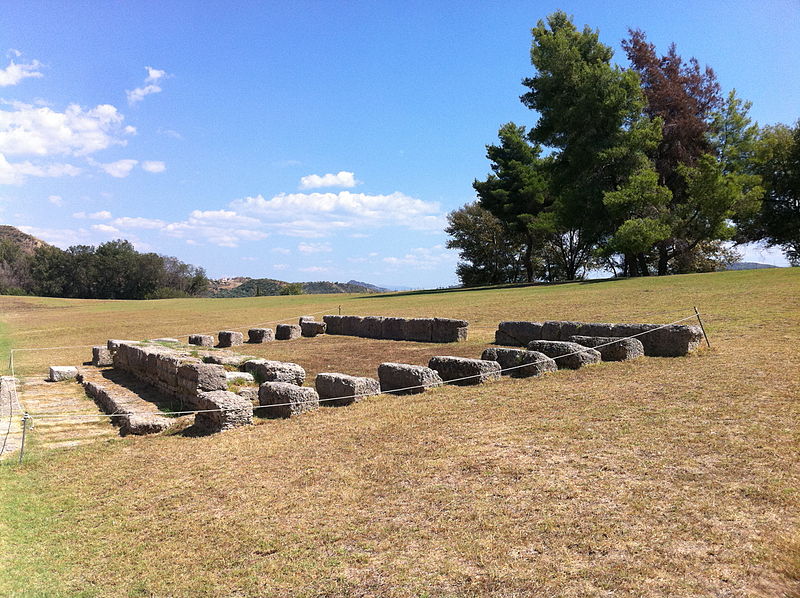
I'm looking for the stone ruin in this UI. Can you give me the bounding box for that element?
[323,315,468,343]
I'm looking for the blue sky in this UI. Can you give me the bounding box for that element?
[1,1,797,288]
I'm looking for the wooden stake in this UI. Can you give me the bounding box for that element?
[694,306,711,348]
[18,413,28,465]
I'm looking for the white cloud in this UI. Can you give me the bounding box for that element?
[0,57,43,87]
[48,194,62,206]
[157,128,182,139]
[127,66,169,105]
[298,241,332,254]
[0,102,129,157]
[299,266,328,273]
[272,264,289,270]
[0,153,81,185]
[89,210,112,220]
[382,245,458,270]
[16,225,87,247]
[162,210,267,247]
[91,223,120,234]
[112,216,165,229]
[299,170,358,190]
[271,247,291,254]
[141,160,165,173]
[91,158,138,178]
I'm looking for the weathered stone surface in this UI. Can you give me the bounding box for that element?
[428,356,501,386]
[226,371,255,384]
[218,330,244,347]
[480,347,557,378]
[248,328,274,343]
[496,321,544,346]
[541,320,584,341]
[526,340,602,369]
[575,323,616,338]
[82,378,172,436]
[122,415,173,436]
[237,386,259,406]
[405,318,434,342]
[300,321,327,337]
[92,346,114,367]
[188,334,214,347]
[107,339,136,351]
[49,366,78,382]
[377,362,443,394]
[315,373,380,406]
[258,382,319,418]
[323,315,344,335]
[359,316,384,339]
[381,317,408,341]
[243,359,306,386]
[194,390,253,432]
[151,338,180,344]
[613,323,703,357]
[275,323,301,340]
[341,315,363,337]
[299,315,316,324]
[200,352,257,367]
[177,363,227,393]
[432,318,469,343]
[568,335,644,361]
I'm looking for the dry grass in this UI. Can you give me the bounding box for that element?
[1,269,799,597]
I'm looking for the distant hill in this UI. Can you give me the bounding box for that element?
[207,277,384,298]
[346,280,390,293]
[0,225,50,254]
[726,262,779,271]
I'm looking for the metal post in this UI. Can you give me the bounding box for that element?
[694,306,711,349]
[18,413,29,465]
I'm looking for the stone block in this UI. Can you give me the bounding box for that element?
[541,320,582,341]
[377,362,443,394]
[107,339,136,351]
[243,359,306,386]
[428,356,501,386]
[275,323,301,340]
[315,373,380,406]
[92,346,114,367]
[194,390,253,433]
[177,363,227,393]
[568,335,645,362]
[480,347,558,378]
[299,315,316,324]
[526,340,602,370]
[188,334,214,347]
[496,321,543,346]
[258,382,319,418]
[237,386,259,406]
[120,414,172,436]
[49,366,78,382]
[226,371,255,384]
[575,323,616,337]
[301,321,327,337]
[381,317,408,341]
[405,318,433,342]
[611,323,703,357]
[200,353,257,368]
[323,315,344,335]
[341,315,363,336]
[432,318,469,343]
[218,330,244,347]
[248,328,274,343]
[359,316,384,339]
[151,338,180,344]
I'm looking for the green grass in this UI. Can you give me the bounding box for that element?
[0,269,799,596]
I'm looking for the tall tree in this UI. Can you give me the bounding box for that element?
[445,202,526,286]
[472,122,550,282]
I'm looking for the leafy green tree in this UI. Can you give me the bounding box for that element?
[445,202,526,286]
[472,122,550,282]
[280,282,303,295]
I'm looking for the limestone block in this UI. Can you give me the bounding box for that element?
[405,318,433,342]
[315,373,380,406]
[177,363,227,393]
[612,323,703,357]
[299,315,316,324]
[526,340,602,370]
[243,359,306,386]
[568,335,644,361]
[480,347,558,378]
[323,315,344,335]
[432,318,469,343]
[49,366,78,382]
[359,316,384,339]
[275,324,301,340]
[194,390,253,432]
[201,353,257,368]
[226,371,255,384]
[237,386,259,406]
[575,323,616,338]
[427,356,501,386]
[341,315,363,336]
[377,362,443,394]
[92,346,114,367]
[120,415,172,436]
[107,339,136,351]
[541,321,584,341]
[258,382,319,418]
[247,328,274,343]
[496,321,543,346]
[217,330,244,347]
[381,317,408,341]
[188,334,214,347]
[301,321,327,337]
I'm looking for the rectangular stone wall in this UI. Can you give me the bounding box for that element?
[322,315,468,343]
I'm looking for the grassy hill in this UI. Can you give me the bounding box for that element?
[207,277,385,297]
[0,224,49,255]
[1,269,798,596]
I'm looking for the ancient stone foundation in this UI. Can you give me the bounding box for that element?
[377,363,443,394]
[322,315,469,343]
[243,359,306,385]
[315,373,380,406]
[82,379,172,436]
[248,328,274,343]
[480,347,558,378]
[258,382,319,418]
[49,366,78,382]
[301,321,327,337]
[427,356,501,385]
[92,346,114,367]
[189,334,214,347]
[526,340,602,370]
[496,320,702,357]
[275,323,301,340]
[568,335,644,362]
[218,330,244,347]
[194,390,253,432]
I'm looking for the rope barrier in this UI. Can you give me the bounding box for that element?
[21,313,701,424]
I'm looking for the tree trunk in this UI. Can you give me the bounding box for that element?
[523,231,534,282]
[637,254,650,276]
[657,245,670,276]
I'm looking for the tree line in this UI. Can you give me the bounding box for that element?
[0,238,208,299]
[447,12,799,285]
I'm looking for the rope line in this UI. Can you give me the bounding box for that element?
[23,313,700,423]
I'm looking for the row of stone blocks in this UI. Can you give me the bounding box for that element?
[82,378,173,436]
[188,322,318,348]
[322,315,468,343]
[495,320,702,357]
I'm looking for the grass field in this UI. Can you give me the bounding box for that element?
[1,269,799,597]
